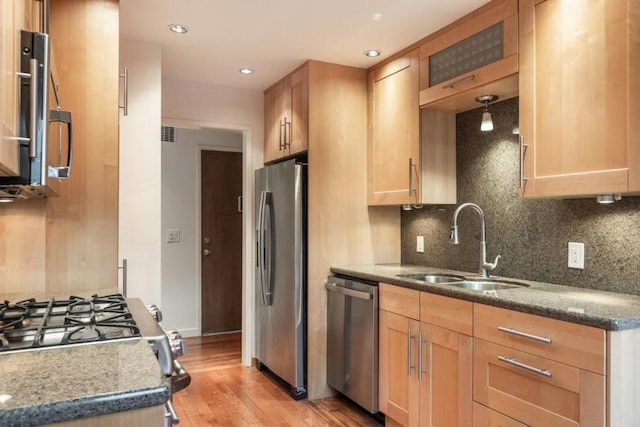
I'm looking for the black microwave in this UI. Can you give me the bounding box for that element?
[0,30,72,200]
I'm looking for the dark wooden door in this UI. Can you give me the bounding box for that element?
[201,150,243,334]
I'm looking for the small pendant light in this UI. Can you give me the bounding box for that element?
[475,95,499,132]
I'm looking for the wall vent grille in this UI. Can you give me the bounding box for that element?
[161,126,176,143]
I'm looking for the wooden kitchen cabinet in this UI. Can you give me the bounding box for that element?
[379,284,420,425]
[473,304,606,427]
[519,0,640,198]
[418,0,518,113]
[0,0,40,176]
[419,293,473,427]
[379,284,473,427]
[263,65,308,164]
[367,50,421,206]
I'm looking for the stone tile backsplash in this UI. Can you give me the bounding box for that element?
[401,97,640,295]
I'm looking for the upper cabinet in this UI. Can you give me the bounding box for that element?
[264,65,308,164]
[367,50,421,206]
[519,0,640,198]
[0,0,39,176]
[418,0,518,112]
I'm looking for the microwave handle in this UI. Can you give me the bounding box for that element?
[48,109,72,178]
[48,109,72,179]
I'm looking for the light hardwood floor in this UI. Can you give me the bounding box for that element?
[172,334,383,426]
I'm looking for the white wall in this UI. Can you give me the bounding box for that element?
[118,40,162,305]
[161,128,242,337]
[161,78,263,365]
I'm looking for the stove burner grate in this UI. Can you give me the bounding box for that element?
[0,294,141,352]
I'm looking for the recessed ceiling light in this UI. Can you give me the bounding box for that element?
[239,68,254,75]
[364,50,381,58]
[168,24,188,34]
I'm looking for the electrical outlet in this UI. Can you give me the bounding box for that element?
[416,236,425,253]
[167,229,181,243]
[568,242,585,269]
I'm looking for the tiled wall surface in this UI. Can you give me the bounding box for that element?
[401,97,640,295]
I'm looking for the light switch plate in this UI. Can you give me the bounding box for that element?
[167,229,181,243]
[416,236,425,253]
[568,242,584,269]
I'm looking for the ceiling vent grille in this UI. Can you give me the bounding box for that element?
[161,126,176,143]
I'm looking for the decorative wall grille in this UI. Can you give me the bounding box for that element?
[161,126,175,143]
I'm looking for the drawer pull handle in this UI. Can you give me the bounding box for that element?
[497,326,552,344]
[442,74,475,89]
[498,356,552,378]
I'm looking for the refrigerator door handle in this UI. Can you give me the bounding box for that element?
[258,191,273,306]
[263,190,274,306]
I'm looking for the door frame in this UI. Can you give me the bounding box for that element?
[162,118,256,368]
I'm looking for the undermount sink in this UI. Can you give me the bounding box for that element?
[397,273,465,284]
[397,273,529,291]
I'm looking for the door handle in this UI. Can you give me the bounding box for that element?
[324,281,372,300]
[203,237,211,245]
[203,249,210,256]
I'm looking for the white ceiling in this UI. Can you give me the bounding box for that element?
[119,0,490,91]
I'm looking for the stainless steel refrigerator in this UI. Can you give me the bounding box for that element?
[255,159,306,399]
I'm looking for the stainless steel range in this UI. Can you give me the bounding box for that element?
[0,293,190,425]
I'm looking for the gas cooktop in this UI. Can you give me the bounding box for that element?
[0,293,141,353]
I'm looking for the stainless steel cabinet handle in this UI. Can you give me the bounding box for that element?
[164,400,180,425]
[118,259,128,297]
[407,330,416,376]
[519,135,528,189]
[119,67,128,116]
[498,326,552,344]
[324,282,372,300]
[498,356,552,378]
[28,58,38,157]
[279,119,284,150]
[283,117,291,148]
[418,332,428,380]
[408,158,417,196]
[16,59,38,153]
[442,74,475,89]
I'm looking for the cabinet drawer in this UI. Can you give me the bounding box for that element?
[474,304,605,374]
[379,283,420,320]
[474,339,605,427]
[473,402,526,427]
[420,292,472,335]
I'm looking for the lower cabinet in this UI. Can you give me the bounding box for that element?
[379,284,473,427]
[378,283,612,427]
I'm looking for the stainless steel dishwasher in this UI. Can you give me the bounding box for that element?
[326,275,378,413]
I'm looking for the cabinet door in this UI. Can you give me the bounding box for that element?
[418,0,518,111]
[519,0,640,198]
[287,67,308,157]
[0,0,34,176]
[263,79,288,163]
[379,309,420,426]
[419,323,472,427]
[367,49,420,206]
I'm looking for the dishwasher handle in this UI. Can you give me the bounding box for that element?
[325,281,373,300]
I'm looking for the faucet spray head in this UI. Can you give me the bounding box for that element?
[450,225,460,245]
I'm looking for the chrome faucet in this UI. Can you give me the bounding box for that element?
[450,202,501,278]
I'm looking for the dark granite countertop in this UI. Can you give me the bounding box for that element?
[331,264,640,331]
[0,339,170,426]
